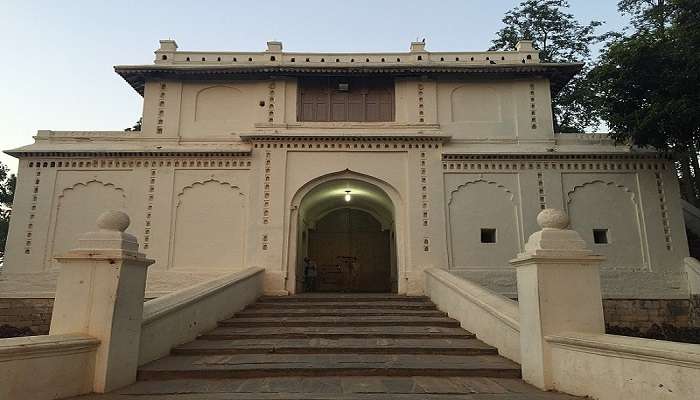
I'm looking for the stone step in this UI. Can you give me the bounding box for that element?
[80,377,579,399]
[237,308,446,317]
[258,294,430,303]
[218,316,461,328]
[173,338,496,356]
[201,326,475,340]
[250,301,437,310]
[137,354,522,381]
[75,377,580,399]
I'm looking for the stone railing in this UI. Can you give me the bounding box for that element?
[424,268,520,362]
[0,210,264,400]
[0,334,99,400]
[139,267,264,365]
[546,332,700,399]
[426,208,700,400]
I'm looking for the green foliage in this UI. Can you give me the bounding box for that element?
[0,162,16,263]
[590,0,700,202]
[490,0,607,132]
[591,0,700,149]
[125,117,142,132]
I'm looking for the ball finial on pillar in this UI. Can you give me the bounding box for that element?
[536,208,569,230]
[96,210,130,232]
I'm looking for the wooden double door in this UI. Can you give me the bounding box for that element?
[307,208,391,292]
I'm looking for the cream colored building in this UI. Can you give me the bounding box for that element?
[2,39,690,304]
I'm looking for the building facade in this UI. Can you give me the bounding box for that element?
[3,40,691,303]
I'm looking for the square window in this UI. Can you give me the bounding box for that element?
[481,228,497,243]
[593,229,609,244]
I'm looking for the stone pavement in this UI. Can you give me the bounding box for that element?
[71,294,580,399]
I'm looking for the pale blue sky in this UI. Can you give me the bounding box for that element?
[0,0,627,172]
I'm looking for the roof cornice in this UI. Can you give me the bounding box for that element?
[114,63,583,97]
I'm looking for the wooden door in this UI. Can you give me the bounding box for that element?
[307,209,391,292]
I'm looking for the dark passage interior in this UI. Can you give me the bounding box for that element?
[307,208,391,293]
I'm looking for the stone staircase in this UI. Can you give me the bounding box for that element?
[77,294,579,399]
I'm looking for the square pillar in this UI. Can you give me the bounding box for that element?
[50,211,154,393]
[510,209,605,390]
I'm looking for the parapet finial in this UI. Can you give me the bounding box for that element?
[536,208,569,230]
[96,210,130,232]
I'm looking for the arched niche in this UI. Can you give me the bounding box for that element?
[447,179,520,268]
[170,179,246,270]
[567,180,646,269]
[194,85,245,122]
[450,84,502,123]
[51,180,126,266]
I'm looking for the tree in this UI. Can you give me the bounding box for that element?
[0,162,16,264]
[125,117,142,132]
[590,0,700,202]
[490,0,607,132]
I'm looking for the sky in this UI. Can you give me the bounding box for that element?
[0,0,628,173]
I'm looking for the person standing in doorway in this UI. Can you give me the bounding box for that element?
[303,257,317,292]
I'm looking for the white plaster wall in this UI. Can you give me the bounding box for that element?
[139,77,554,138]
[178,81,269,138]
[169,171,249,271]
[442,160,689,299]
[437,79,554,141]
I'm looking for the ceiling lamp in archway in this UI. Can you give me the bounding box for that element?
[344,190,352,202]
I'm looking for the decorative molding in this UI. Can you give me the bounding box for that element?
[58,179,126,201]
[417,83,425,123]
[655,172,672,250]
[248,137,446,146]
[443,153,671,161]
[263,151,271,225]
[537,172,546,210]
[566,180,636,205]
[25,157,252,169]
[175,178,245,207]
[268,82,276,123]
[19,151,251,158]
[529,82,538,130]
[443,157,669,173]
[144,169,156,250]
[24,167,41,255]
[156,81,167,134]
[420,150,430,251]
[448,178,516,205]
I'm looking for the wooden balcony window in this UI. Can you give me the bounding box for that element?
[297,77,394,122]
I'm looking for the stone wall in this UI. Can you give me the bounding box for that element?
[691,295,700,327]
[0,297,696,335]
[0,298,54,334]
[604,299,690,329]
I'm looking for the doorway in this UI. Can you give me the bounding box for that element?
[292,177,398,294]
[308,208,391,292]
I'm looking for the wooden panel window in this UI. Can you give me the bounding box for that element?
[298,77,394,122]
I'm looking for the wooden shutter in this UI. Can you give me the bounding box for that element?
[298,77,394,122]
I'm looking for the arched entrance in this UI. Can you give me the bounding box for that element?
[286,174,399,293]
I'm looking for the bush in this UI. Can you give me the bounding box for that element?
[0,324,35,338]
[606,323,700,344]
